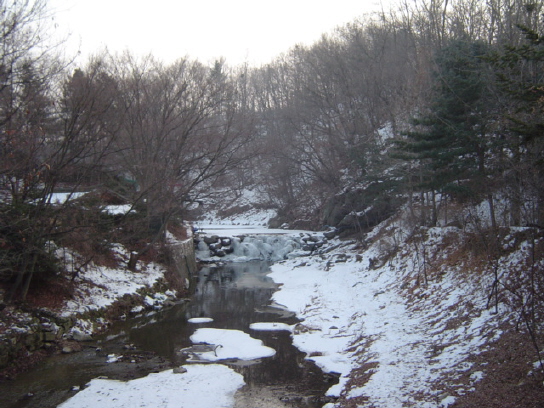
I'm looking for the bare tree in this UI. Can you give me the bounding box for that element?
[107,54,254,267]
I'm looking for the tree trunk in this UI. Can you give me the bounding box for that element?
[488,193,497,231]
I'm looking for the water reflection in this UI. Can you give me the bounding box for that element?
[126,261,335,404]
[0,261,335,408]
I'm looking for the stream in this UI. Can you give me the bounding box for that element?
[0,261,337,407]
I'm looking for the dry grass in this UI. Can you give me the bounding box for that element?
[336,214,544,407]
[334,362,379,408]
[451,328,544,408]
[24,279,75,309]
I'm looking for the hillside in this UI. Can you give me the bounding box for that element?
[265,202,544,407]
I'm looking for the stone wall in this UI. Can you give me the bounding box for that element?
[169,238,197,286]
[0,309,74,371]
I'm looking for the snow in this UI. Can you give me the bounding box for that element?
[52,242,182,340]
[195,227,318,262]
[188,317,214,324]
[61,262,164,316]
[200,207,277,226]
[267,222,506,407]
[189,328,276,362]
[249,322,291,331]
[57,364,244,408]
[197,188,276,226]
[103,204,134,215]
[59,213,523,407]
[47,191,87,204]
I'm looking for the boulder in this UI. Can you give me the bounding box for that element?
[203,235,220,245]
[209,242,222,251]
[302,243,316,252]
[321,185,403,235]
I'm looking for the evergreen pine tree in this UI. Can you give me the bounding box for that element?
[489,25,544,226]
[398,39,495,202]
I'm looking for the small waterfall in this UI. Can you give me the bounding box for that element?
[196,234,306,262]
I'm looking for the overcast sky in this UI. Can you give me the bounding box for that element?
[48,0,388,67]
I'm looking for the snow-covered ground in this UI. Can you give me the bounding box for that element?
[58,210,535,407]
[58,364,245,408]
[269,232,501,407]
[196,188,277,227]
[50,242,180,340]
[58,244,168,317]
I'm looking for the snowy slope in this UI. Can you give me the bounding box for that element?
[267,214,539,407]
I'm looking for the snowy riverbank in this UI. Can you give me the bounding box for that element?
[0,237,188,378]
[270,235,499,407]
[55,215,541,407]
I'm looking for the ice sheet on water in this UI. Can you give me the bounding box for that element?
[188,328,276,362]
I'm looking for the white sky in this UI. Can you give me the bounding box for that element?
[48,0,388,67]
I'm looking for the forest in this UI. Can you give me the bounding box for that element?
[0,0,543,328]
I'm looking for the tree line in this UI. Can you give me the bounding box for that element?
[1,0,543,301]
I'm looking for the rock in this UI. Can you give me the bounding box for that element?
[209,242,222,251]
[323,229,337,240]
[302,243,316,252]
[293,323,316,334]
[62,346,74,354]
[43,331,57,342]
[71,331,93,342]
[173,366,188,374]
[203,235,220,245]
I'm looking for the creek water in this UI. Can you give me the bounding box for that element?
[0,261,337,408]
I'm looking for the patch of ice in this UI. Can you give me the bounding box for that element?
[189,328,276,361]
